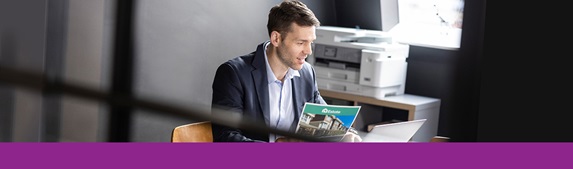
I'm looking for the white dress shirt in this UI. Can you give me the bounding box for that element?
[264,42,300,142]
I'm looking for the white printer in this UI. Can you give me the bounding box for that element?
[308,26,410,99]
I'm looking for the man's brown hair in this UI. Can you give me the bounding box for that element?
[267,0,320,39]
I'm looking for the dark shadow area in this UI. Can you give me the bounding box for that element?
[0,33,16,142]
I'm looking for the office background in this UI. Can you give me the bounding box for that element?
[0,0,500,142]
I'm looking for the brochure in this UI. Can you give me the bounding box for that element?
[295,102,361,141]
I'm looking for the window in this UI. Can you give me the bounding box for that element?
[389,0,464,50]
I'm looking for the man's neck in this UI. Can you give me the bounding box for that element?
[266,46,288,82]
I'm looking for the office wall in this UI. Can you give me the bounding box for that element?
[56,0,112,142]
[0,0,111,142]
[0,0,48,142]
[130,0,284,141]
[404,46,459,138]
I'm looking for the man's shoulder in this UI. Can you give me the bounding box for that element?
[299,61,314,74]
[224,52,254,65]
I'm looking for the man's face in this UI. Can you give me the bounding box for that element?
[276,23,316,70]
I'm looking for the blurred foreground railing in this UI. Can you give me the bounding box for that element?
[0,66,324,142]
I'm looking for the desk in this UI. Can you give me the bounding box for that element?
[319,89,441,142]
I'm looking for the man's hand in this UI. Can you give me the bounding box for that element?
[341,132,362,142]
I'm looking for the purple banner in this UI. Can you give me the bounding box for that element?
[1,143,571,168]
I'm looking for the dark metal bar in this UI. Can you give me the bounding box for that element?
[108,0,136,142]
[0,17,17,142]
[0,84,14,142]
[449,0,485,142]
[42,0,69,142]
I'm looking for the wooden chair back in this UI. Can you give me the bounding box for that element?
[171,121,213,142]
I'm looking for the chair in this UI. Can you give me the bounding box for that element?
[171,121,213,142]
[430,136,450,142]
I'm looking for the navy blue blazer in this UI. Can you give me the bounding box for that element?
[211,41,326,142]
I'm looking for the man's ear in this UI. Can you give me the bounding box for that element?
[270,31,281,47]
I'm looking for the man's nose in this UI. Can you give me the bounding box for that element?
[304,43,312,56]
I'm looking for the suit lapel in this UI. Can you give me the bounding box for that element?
[252,42,270,126]
[290,77,302,132]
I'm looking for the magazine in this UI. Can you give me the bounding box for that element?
[295,102,361,142]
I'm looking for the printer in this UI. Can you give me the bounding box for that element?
[308,26,410,99]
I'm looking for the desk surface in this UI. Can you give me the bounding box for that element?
[319,89,440,110]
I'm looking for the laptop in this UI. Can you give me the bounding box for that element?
[359,119,426,142]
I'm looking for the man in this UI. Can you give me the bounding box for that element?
[211,0,359,142]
